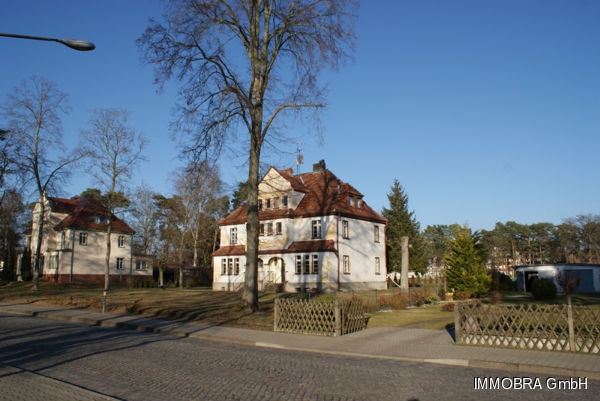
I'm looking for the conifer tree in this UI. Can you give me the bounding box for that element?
[382,179,426,274]
[444,226,491,297]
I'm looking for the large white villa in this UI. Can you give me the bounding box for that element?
[212,161,387,293]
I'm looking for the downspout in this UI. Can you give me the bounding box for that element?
[69,230,75,282]
[336,211,340,292]
[129,233,134,275]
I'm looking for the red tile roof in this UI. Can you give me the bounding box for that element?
[212,245,246,257]
[49,196,135,234]
[212,240,337,257]
[219,168,386,225]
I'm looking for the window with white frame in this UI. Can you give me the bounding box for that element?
[295,254,319,274]
[230,227,237,244]
[342,220,349,239]
[311,220,322,239]
[79,232,87,245]
[374,225,380,243]
[116,257,124,270]
[117,235,125,247]
[343,255,350,274]
[375,257,381,274]
[135,260,147,270]
[48,254,59,270]
[221,258,240,275]
[303,254,310,274]
[312,255,319,275]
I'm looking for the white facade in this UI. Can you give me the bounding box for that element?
[213,165,387,292]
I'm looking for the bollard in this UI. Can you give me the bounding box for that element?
[102,291,107,313]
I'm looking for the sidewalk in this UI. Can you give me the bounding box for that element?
[1,301,598,380]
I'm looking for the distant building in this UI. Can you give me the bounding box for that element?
[29,195,152,284]
[516,264,600,293]
[212,161,387,293]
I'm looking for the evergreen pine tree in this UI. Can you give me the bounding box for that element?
[444,226,491,297]
[381,179,426,274]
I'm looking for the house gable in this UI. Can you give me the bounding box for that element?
[218,166,386,225]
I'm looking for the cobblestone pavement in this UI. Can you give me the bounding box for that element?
[1,314,599,401]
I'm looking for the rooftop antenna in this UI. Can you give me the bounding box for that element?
[296,143,304,174]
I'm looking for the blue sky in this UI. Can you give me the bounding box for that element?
[1,1,598,231]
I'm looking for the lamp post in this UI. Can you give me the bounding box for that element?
[0,32,95,51]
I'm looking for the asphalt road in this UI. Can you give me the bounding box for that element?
[0,313,598,401]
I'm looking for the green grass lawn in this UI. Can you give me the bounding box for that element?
[2,282,597,331]
[367,304,455,330]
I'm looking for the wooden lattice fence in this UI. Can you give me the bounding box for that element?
[455,301,600,353]
[274,298,367,336]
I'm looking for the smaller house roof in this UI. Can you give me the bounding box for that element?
[49,196,135,234]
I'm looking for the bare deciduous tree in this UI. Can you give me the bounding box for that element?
[1,76,82,289]
[138,0,357,310]
[80,108,147,290]
[129,184,161,257]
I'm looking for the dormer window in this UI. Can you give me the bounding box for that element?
[282,195,288,207]
[266,198,271,209]
[348,195,354,207]
[93,215,107,224]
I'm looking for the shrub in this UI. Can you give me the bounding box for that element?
[453,291,472,300]
[424,294,439,304]
[409,289,426,306]
[531,278,557,300]
[440,302,454,312]
[491,270,515,291]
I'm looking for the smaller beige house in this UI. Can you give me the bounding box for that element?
[29,195,152,284]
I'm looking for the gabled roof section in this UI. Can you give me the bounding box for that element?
[218,165,386,225]
[212,240,337,257]
[49,196,135,234]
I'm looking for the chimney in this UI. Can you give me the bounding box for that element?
[312,159,326,172]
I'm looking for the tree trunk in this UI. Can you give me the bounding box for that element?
[104,219,112,291]
[243,129,261,312]
[32,197,46,290]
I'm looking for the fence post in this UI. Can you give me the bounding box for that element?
[567,297,575,351]
[274,298,279,332]
[335,299,341,336]
[454,302,461,344]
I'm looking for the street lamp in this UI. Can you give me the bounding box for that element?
[0,32,95,51]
